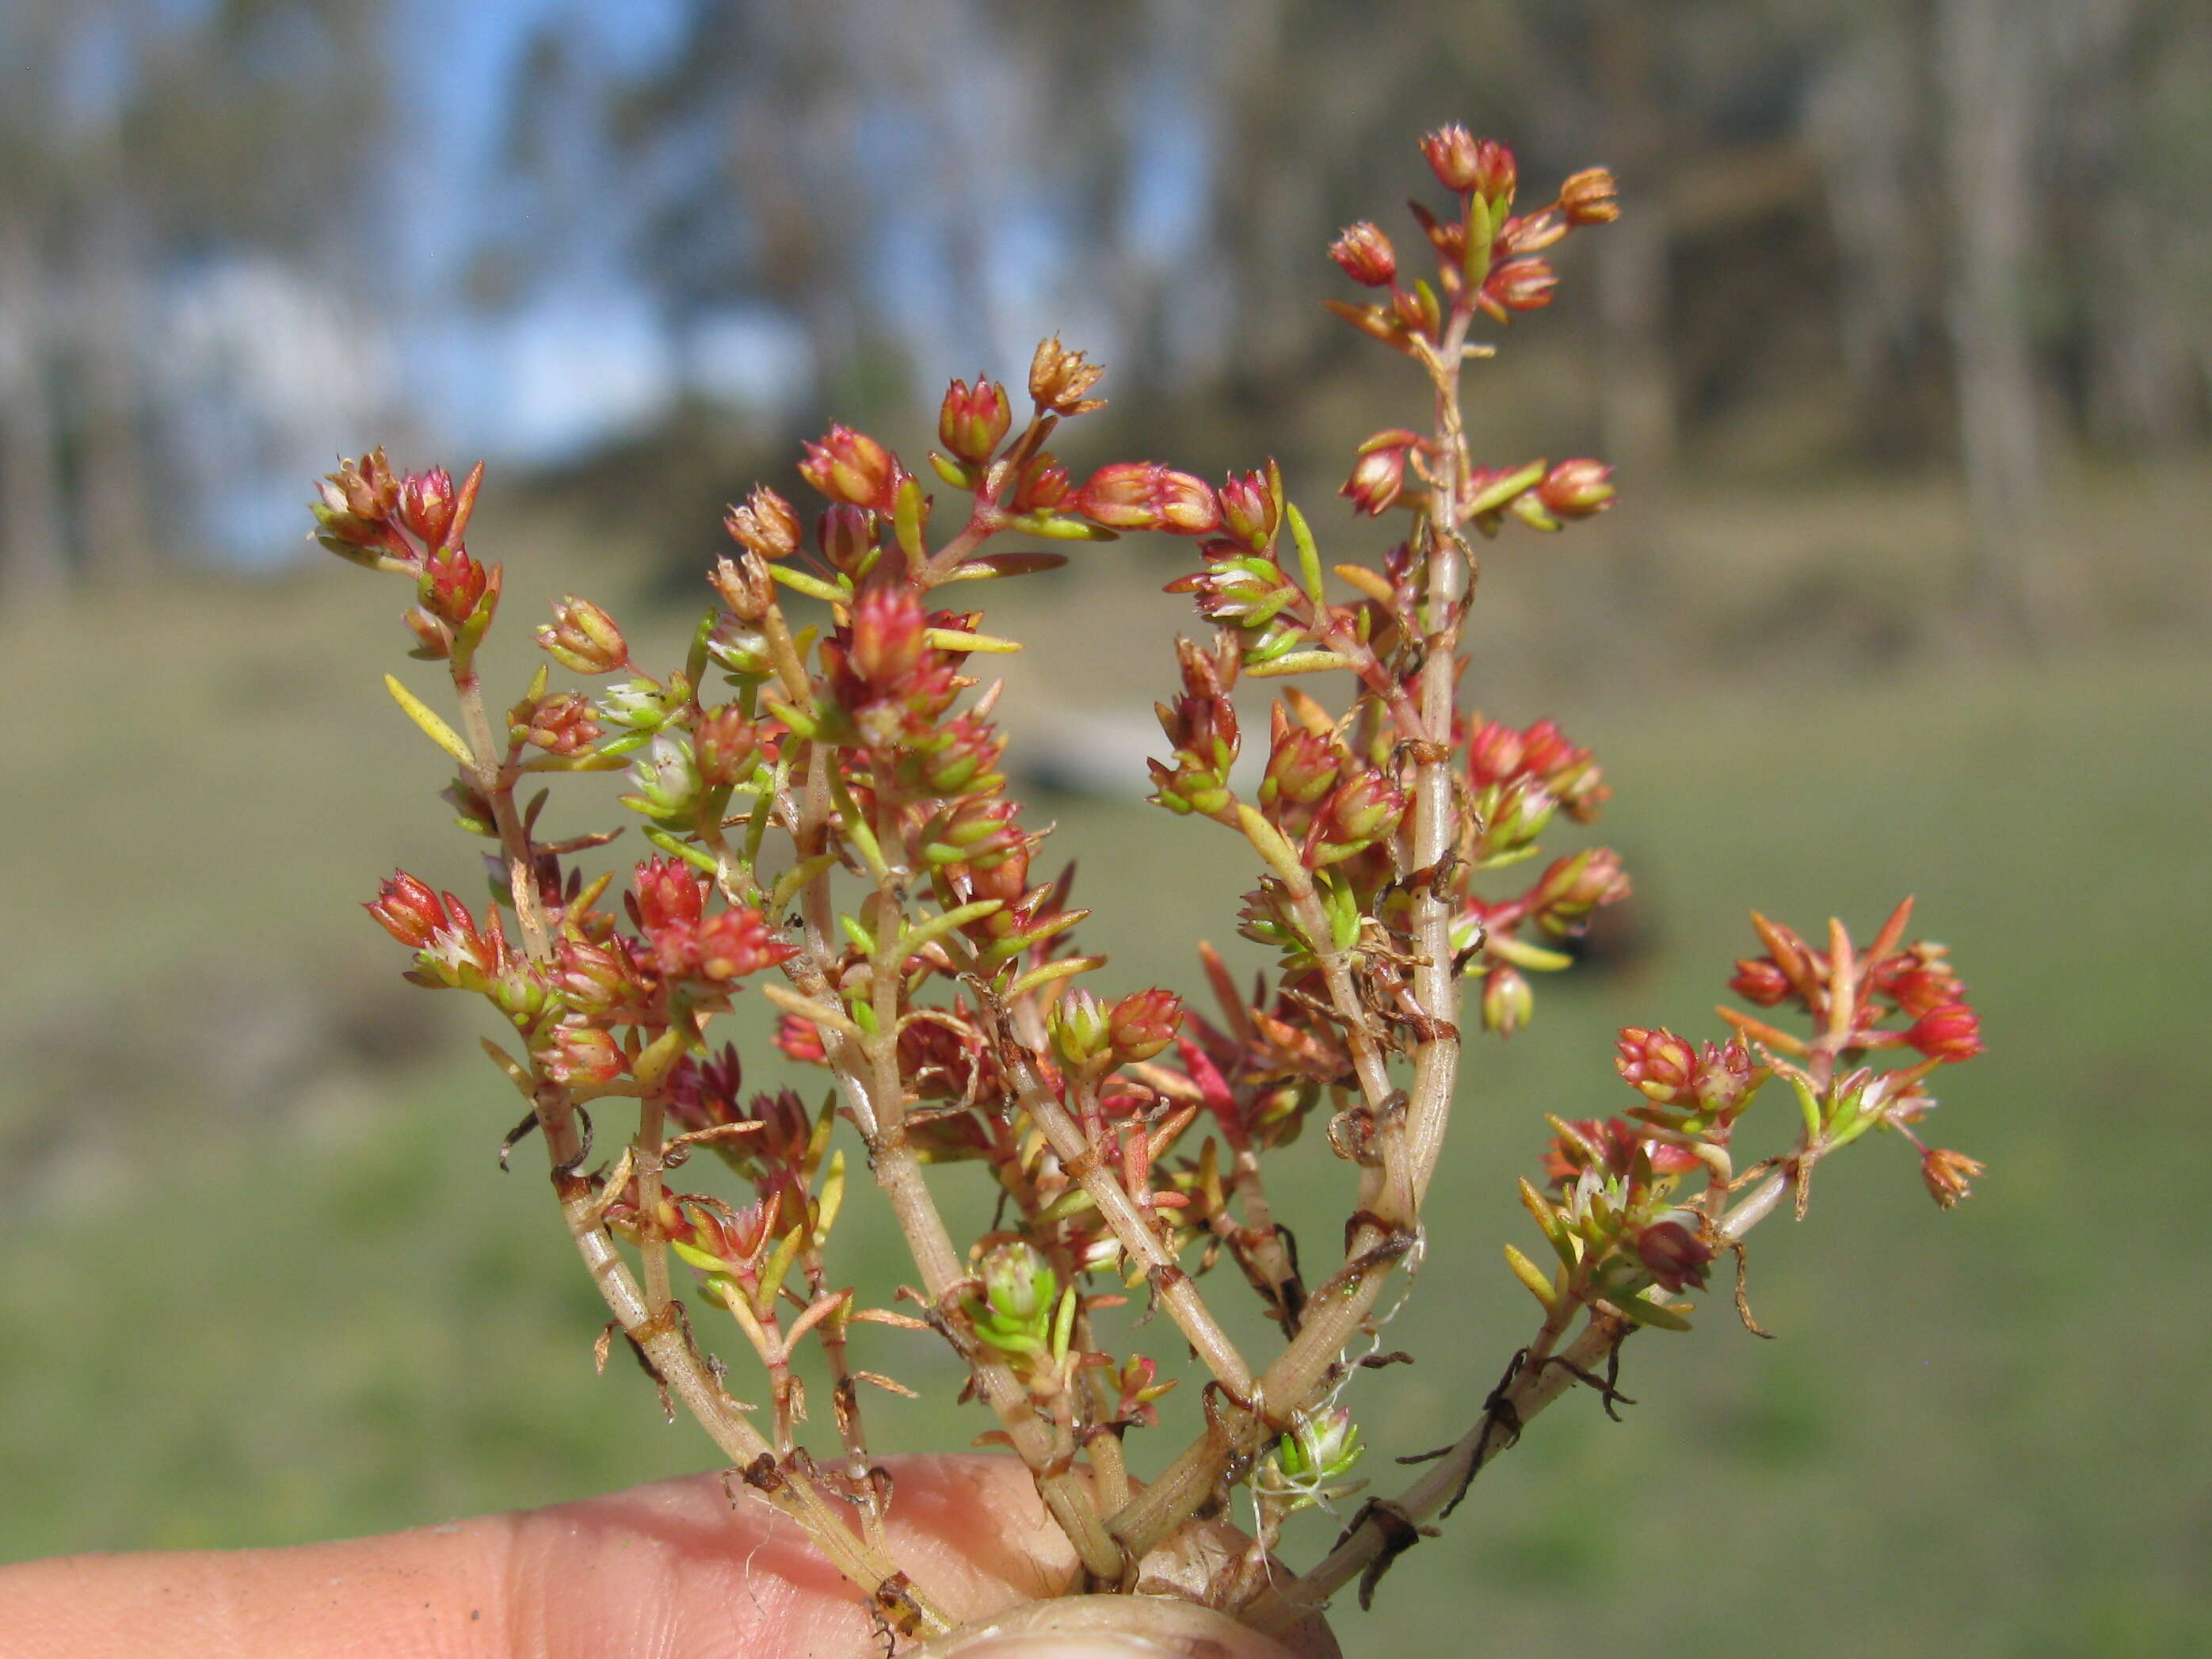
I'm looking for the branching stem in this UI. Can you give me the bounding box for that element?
[1246,1168,1794,1629]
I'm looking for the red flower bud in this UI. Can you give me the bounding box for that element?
[691,905,792,982]
[1885,963,1964,1019]
[554,939,653,1024]
[693,704,761,786]
[1314,771,1410,859]
[1692,1040,1756,1117]
[664,1045,746,1129]
[1329,221,1398,286]
[420,543,491,626]
[367,871,445,948]
[938,376,1013,464]
[329,448,401,525]
[1543,1116,1695,1187]
[1216,467,1280,554]
[1535,459,1615,519]
[631,857,707,940]
[399,467,458,547]
[740,1087,817,1171]
[847,582,928,689]
[1615,1028,1756,1119]
[1109,988,1184,1062]
[1516,719,1578,781]
[1341,429,1421,517]
[1466,718,1527,787]
[1478,774,1558,856]
[816,505,877,575]
[776,1013,828,1065]
[1074,462,1220,535]
[1470,138,1517,205]
[1531,847,1630,926]
[1493,209,1566,257]
[680,1198,776,1277]
[1421,124,1482,192]
[544,1021,625,1086]
[1730,956,1794,1006]
[1485,257,1558,313]
[517,691,601,755]
[1260,724,1341,810]
[1050,987,1115,1066]
[1635,1220,1713,1294]
[966,841,1034,906]
[725,485,800,562]
[923,795,1029,871]
[537,595,629,674]
[1158,690,1241,772]
[894,711,1005,799]
[1013,453,1070,513]
[1558,166,1619,227]
[1615,1026,1699,1105]
[1482,964,1533,1035]
[406,893,505,987]
[799,423,899,513]
[1159,470,1221,534]
[1905,1001,1983,1063]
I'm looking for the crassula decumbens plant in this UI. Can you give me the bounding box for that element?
[316,125,1985,1654]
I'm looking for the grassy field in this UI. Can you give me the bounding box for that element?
[2,482,2207,1657]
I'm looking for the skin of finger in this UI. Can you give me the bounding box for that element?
[0,1455,1317,1659]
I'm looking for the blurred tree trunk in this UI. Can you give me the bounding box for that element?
[72,105,155,585]
[1936,0,2050,637]
[2070,1,2201,451]
[1591,0,1676,606]
[1802,8,1936,444]
[0,202,70,609]
[1207,0,1321,389]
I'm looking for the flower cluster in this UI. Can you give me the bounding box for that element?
[1512,898,1985,1343]
[318,123,1985,1646]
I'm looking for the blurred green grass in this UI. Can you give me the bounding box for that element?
[2,505,2207,1657]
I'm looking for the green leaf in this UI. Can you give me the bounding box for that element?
[1237,805,1306,885]
[1620,1293,1695,1332]
[685,608,715,688]
[1246,650,1356,678]
[900,900,1002,959]
[1285,502,1325,607]
[1002,512,1118,541]
[643,827,720,875]
[925,627,1022,654]
[1489,934,1577,972]
[980,907,1088,964]
[517,749,631,773]
[1505,1243,1560,1311]
[1003,954,1104,997]
[756,1226,807,1317]
[1464,461,1547,519]
[1036,1187,1098,1223]
[939,551,1070,582]
[766,853,839,915]
[383,674,475,767]
[767,564,851,604]
[1463,193,1494,293]
[892,476,928,563]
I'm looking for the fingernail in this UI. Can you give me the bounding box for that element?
[955,1639,1175,1659]
[907,1595,1323,1659]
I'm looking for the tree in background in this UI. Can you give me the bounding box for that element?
[5,0,2205,621]
[0,0,387,608]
